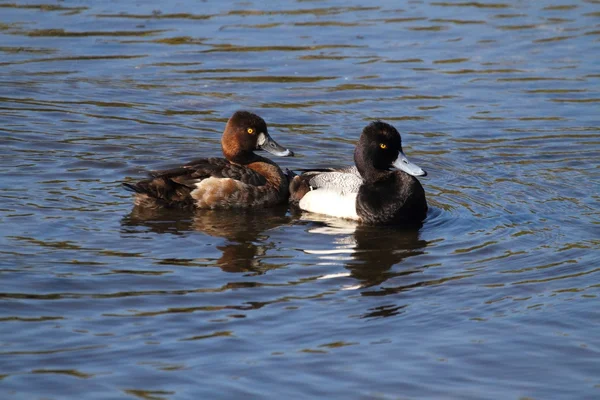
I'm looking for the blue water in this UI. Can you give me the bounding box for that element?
[1,0,599,398]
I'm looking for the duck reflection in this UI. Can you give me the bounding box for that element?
[348,224,427,289]
[122,205,290,274]
[301,215,428,291]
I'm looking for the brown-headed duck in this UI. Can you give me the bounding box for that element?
[124,111,293,209]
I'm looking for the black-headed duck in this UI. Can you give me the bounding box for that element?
[289,121,427,225]
[124,111,294,209]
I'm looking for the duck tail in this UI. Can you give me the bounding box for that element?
[122,178,193,208]
[122,182,145,193]
[122,177,171,197]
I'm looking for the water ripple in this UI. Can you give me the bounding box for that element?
[1,0,599,399]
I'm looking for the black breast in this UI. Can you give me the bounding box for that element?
[356,173,427,225]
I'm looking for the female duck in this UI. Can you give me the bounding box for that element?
[289,121,427,225]
[124,111,293,209]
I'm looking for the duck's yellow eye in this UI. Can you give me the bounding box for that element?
[380,143,387,149]
[247,128,254,134]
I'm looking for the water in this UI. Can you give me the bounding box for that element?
[1,0,599,398]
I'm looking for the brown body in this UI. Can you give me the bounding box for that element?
[124,111,293,209]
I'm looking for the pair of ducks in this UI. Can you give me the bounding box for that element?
[124,111,428,225]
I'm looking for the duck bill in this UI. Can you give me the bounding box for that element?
[257,132,294,157]
[392,151,427,177]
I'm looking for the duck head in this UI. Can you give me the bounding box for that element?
[354,121,426,180]
[222,111,293,163]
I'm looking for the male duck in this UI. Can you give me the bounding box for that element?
[289,121,427,225]
[124,111,294,209]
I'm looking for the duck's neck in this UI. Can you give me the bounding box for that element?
[354,148,392,183]
[224,149,261,165]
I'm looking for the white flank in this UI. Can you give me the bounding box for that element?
[299,190,360,220]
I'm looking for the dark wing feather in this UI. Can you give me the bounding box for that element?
[182,157,266,185]
[123,157,267,208]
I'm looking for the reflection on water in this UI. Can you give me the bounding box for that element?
[123,206,291,274]
[1,0,599,398]
[350,226,427,293]
[302,215,428,293]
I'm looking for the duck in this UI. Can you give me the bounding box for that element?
[289,121,427,225]
[123,111,294,209]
